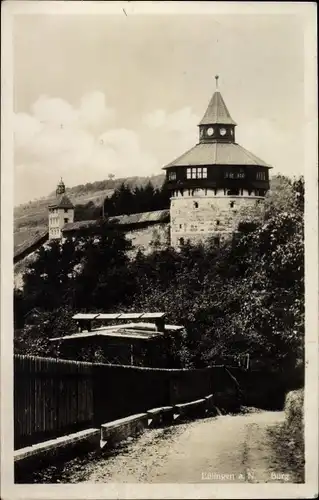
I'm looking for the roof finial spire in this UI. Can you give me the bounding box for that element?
[215,75,219,90]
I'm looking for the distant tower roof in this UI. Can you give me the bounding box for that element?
[48,179,74,209]
[56,178,66,196]
[53,194,74,209]
[199,75,237,126]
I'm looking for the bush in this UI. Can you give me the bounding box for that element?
[268,389,304,482]
[285,389,304,439]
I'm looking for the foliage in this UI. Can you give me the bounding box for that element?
[74,201,101,221]
[103,180,170,217]
[22,239,82,311]
[268,389,304,482]
[14,307,77,357]
[125,175,304,372]
[15,174,304,378]
[73,221,134,310]
[16,220,135,333]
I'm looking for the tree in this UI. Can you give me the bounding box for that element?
[14,306,77,357]
[22,238,83,311]
[123,176,304,371]
[74,220,135,310]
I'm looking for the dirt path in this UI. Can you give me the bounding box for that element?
[36,410,293,484]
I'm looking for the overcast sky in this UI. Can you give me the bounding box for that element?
[13,11,305,204]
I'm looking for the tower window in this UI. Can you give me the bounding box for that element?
[225,172,234,179]
[256,172,266,180]
[230,201,235,208]
[216,220,220,225]
[64,218,68,224]
[168,171,176,181]
[225,171,245,179]
[194,201,199,208]
[179,237,185,246]
[187,167,208,179]
[64,208,68,213]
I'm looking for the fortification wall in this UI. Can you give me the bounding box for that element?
[125,223,170,255]
[170,194,263,247]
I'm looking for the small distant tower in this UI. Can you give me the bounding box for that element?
[164,75,272,248]
[48,178,74,240]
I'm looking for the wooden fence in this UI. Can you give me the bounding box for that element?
[14,355,241,450]
[14,355,94,449]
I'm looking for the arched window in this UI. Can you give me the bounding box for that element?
[179,237,185,246]
[230,201,235,208]
[194,201,199,208]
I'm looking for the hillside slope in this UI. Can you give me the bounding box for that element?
[14,174,165,251]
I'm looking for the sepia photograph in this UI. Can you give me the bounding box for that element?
[1,1,318,499]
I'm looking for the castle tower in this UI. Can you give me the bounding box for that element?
[164,76,272,248]
[48,178,74,240]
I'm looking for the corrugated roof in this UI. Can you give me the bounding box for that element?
[96,313,121,320]
[73,313,100,320]
[50,322,184,341]
[49,194,74,209]
[51,330,157,341]
[163,142,271,169]
[199,91,237,126]
[115,313,143,319]
[141,312,166,319]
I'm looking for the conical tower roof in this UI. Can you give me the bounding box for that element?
[199,90,237,126]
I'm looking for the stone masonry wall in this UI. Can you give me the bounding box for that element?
[170,193,263,248]
[125,223,170,257]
